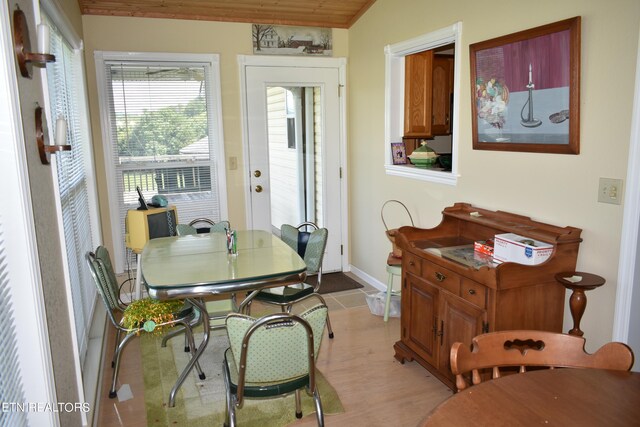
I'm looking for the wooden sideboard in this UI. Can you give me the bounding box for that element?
[394,203,582,390]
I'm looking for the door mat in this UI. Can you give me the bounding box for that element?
[307,272,364,294]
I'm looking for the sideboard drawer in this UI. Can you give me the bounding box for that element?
[461,279,486,309]
[405,253,422,276]
[424,263,460,295]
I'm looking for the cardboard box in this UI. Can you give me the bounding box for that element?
[493,233,553,265]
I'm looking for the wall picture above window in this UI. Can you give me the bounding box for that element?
[252,24,332,56]
[470,17,581,154]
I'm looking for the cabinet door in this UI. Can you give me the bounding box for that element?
[402,274,439,366]
[404,50,434,138]
[438,292,487,383]
[431,56,452,135]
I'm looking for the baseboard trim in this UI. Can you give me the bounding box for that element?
[348,264,387,292]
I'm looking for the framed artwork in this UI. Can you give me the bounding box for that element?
[470,17,581,154]
[252,24,332,56]
[391,142,407,165]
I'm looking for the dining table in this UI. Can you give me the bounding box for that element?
[421,368,640,426]
[141,229,307,407]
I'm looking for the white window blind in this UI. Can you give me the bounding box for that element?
[0,225,28,427]
[100,58,225,268]
[45,15,97,364]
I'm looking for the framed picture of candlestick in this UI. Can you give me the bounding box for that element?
[470,17,581,154]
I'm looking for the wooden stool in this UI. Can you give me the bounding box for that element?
[555,272,605,337]
[385,253,402,322]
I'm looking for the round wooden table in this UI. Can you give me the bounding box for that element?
[421,369,640,426]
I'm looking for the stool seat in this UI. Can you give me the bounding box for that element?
[387,253,402,266]
[384,253,402,322]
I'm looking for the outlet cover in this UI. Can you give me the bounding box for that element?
[598,178,623,205]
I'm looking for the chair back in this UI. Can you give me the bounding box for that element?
[176,224,197,236]
[226,304,328,386]
[281,222,328,274]
[86,247,125,327]
[450,330,635,391]
[210,220,230,233]
[177,219,230,235]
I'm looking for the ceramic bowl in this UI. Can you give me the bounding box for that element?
[409,156,438,168]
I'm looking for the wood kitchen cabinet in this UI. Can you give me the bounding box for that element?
[431,56,453,136]
[404,50,433,138]
[404,52,453,139]
[394,203,583,390]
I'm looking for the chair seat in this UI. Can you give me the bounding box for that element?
[255,283,315,304]
[224,348,310,398]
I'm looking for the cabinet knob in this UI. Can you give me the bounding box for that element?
[435,272,446,282]
[468,288,476,295]
[409,261,415,266]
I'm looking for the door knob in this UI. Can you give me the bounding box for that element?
[254,170,262,177]
[255,185,263,193]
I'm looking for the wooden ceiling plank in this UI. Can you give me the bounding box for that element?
[78,0,374,28]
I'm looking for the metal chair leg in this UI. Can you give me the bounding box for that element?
[112,329,122,368]
[183,321,206,380]
[110,332,137,398]
[295,389,303,419]
[308,294,335,339]
[325,312,335,339]
[223,360,236,427]
[161,324,187,348]
[313,387,325,427]
[161,305,203,351]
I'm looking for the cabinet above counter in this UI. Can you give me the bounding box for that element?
[404,51,454,140]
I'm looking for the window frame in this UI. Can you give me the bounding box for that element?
[94,51,228,273]
[384,22,462,185]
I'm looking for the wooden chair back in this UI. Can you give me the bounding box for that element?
[450,330,634,391]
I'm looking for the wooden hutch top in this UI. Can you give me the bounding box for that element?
[396,202,583,290]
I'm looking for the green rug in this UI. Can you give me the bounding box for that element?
[142,329,344,426]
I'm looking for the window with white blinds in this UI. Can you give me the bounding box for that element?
[96,54,227,270]
[0,226,28,427]
[45,15,97,364]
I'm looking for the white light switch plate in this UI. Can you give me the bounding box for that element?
[598,178,623,205]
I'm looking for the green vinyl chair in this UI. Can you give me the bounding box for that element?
[223,304,328,427]
[249,222,334,339]
[86,246,205,399]
[176,218,230,236]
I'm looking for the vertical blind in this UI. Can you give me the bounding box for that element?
[102,61,224,268]
[0,223,28,427]
[45,15,96,364]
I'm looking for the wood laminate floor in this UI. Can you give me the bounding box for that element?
[95,274,452,426]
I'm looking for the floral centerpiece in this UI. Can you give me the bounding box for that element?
[476,77,509,131]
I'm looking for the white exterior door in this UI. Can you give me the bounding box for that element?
[242,59,344,272]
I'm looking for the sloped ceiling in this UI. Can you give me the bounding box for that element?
[77,0,376,29]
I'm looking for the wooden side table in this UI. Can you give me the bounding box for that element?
[555,272,605,336]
